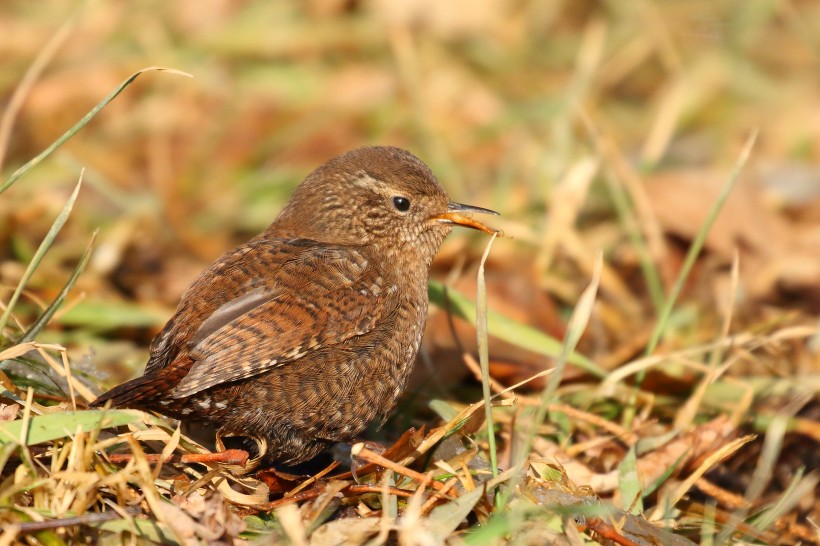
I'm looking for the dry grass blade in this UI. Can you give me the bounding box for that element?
[0,67,192,194]
[0,19,74,171]
[598,325,817,396]
[276,502,308,546]
[666,434,756,510]
[578,105,667,311]
[674,249,740,430]
[33,343,96,404]
[528,252,603,452]
[2,4,817,543]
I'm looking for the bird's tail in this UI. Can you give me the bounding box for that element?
[91,373,173,409]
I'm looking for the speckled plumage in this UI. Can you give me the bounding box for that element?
[93,146,497,466]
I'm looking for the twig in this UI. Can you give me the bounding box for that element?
[350,444,457,499]
[257,487,323,510]
[346,484,415,498]
[16,506,141,534]
[285,460,339,497]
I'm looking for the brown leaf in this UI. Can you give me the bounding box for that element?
[171,491,246,546]
[644,169,789,260]
[0,403,19,423]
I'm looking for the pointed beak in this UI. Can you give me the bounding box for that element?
[429,202,500,235]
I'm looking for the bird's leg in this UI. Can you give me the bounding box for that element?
[105,449,249,466]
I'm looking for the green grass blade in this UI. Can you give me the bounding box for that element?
[56,300,168,331]
[604,170,666,313]
[751,470,816,536]
[0,410,142,446]
[428,281,606,378]
[18,230,97,344]
[642,131,758,361]
[0,177,82,337]
[617,446,643,514]
[427,486,485,538]
[96,519,178,544]
[476,234,498,479]
[0,67,192,195]
[499,252,603,508]
[622,130,758,426]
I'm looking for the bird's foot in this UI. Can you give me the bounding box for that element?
[349,440,388,483]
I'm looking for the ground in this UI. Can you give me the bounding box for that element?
[0,1,818,544]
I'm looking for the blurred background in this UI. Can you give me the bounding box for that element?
[2,0,820,393]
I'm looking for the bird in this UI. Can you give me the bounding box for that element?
[92,146,498,467]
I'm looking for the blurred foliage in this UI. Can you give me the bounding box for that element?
[1,1,819,544]
[3,0,820,376]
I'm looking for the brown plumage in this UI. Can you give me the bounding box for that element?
[93,146,497,466]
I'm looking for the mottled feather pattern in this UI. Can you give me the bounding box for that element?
[174,247,385,397]
[143,241,295,376]
[92,146,496,467]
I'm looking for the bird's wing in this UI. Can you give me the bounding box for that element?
[144,240,300,376]
[169,242,389,398]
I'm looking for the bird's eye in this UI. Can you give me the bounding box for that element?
[392,196,411,212]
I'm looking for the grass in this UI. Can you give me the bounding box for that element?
[1,1,819,544]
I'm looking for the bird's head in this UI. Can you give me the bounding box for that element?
[272,146,498,263]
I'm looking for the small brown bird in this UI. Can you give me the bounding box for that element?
[93,146,497,466]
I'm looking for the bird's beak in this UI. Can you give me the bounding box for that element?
[429,202,500,235]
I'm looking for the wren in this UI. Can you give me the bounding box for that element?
[93,146,498,467]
